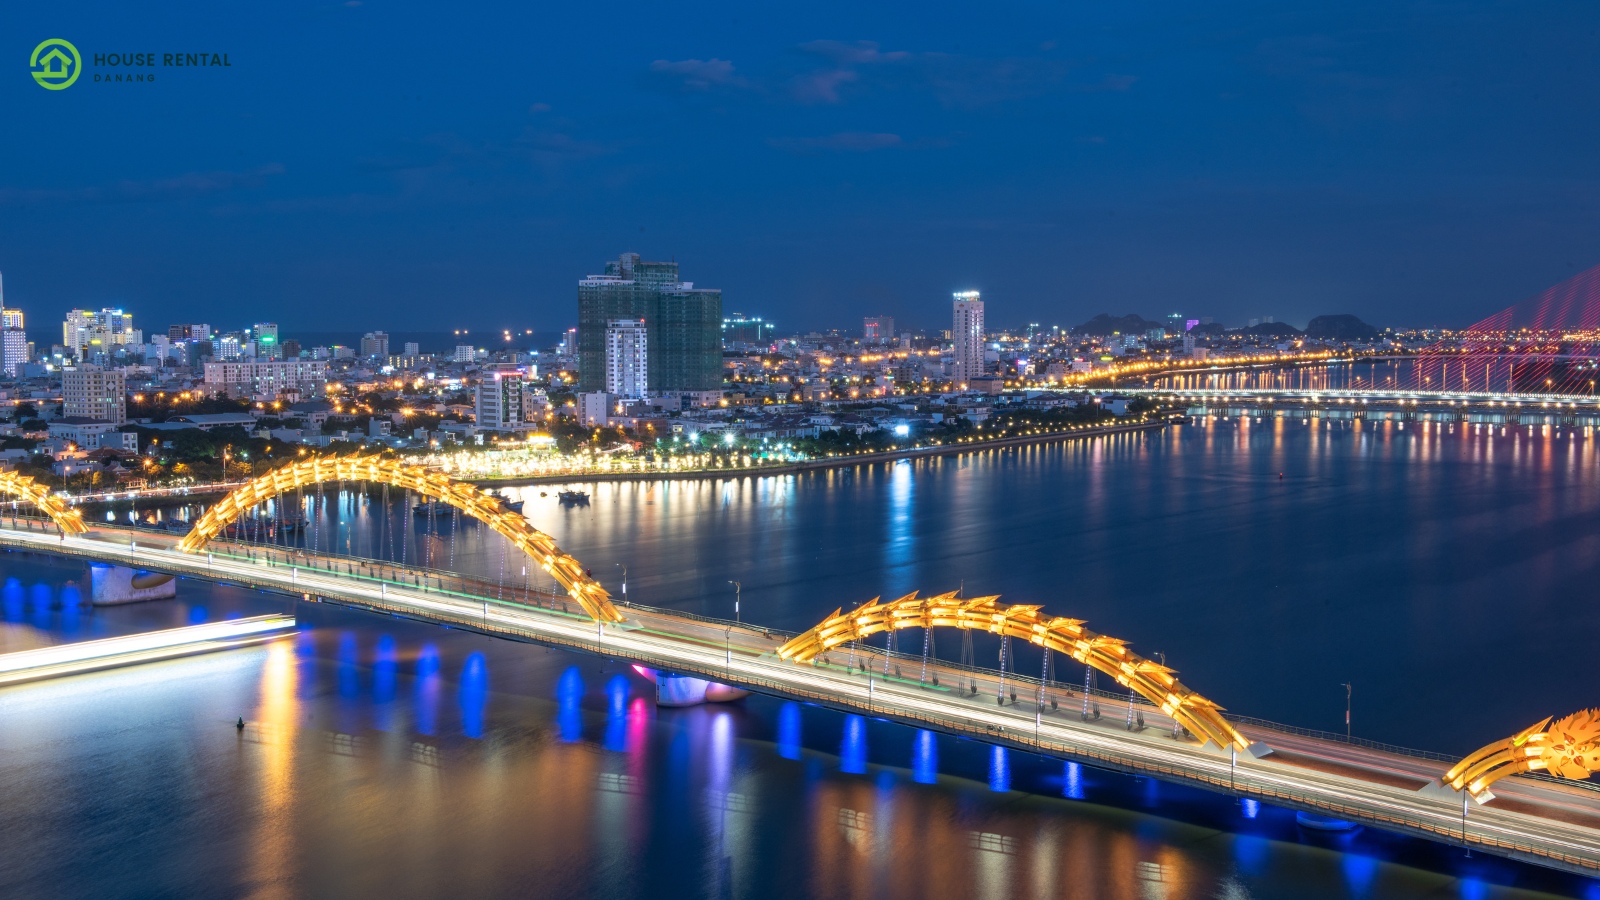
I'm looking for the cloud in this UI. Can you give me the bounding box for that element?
[0,164,285,205]
[796,40,911,66]
[769,132,903,154]
[647,58,750,92]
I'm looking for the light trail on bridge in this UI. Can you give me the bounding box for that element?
[1,521,1596,877]
[0,614,295,686]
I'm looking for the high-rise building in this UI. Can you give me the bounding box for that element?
[952,291,985,386]
[168,324,210,342]
[360,331,390,358]
[0,274,26,377]
[604,318,649,399]
[403,341,420,357]
[254,323,281,360]
[62,366,126,425]
[64,308,139,358]
[280,339,302,360]
[453,344,475,363]
[213,336,242,360]
[863,316,895,343]
[578,253,721,393]
[474,369,525,431]
[721,313,774,349]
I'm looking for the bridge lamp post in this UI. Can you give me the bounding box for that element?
[616,563,627,602]
[1342,682,1352,740]
[728,580,741,624]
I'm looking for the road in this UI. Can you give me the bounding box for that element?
[2,520,1596,878]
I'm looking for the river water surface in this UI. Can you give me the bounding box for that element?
[4,418,1599,899]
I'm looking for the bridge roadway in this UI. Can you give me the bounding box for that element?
[2,520,1597,877]
[1128,386,1600,423]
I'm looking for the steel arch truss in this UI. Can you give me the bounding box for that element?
[777,592,1248,751]
[1444,709,1600,797]
[0,471,87,535]
[177,455,624,622]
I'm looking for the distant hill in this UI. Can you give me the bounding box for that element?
[1074,313,1163,335]
[1233,321,1303,338]
[1303,314,1379,341]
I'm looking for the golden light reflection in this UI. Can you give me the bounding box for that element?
[248,639,299,899]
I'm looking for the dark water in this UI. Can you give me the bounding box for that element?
[13,419,1600,898]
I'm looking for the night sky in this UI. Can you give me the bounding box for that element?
[5,1,1599,335]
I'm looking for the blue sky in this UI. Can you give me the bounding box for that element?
[4,1,1599,336]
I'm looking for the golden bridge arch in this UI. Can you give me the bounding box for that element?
[178,455,623,623]
[1444,709,1600,798]
[778,592,1249,752]
[0,471,87,535]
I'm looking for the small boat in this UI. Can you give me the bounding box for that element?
[276,515,308,533]
[413,502,451,519]
[486,488,523,512]
[158,519,193,534]
[557,490,589,505]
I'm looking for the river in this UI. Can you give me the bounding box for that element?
[5,418,1599,898]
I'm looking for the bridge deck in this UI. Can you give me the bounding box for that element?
[2,521,1596,877]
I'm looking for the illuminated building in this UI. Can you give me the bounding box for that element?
[722,313,774,349]
[578,252,721,393]
[604,318,648,399]
[203,360,328,399]
[952,290,985,385]
[63,308,140,359]
[360,330,390,358]
[253,322,280,359]
[863,315,895,343]
[0,274,26,377]
[475,369,525,431]
[62,365,126,424]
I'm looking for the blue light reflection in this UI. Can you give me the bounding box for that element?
[458,652,487,738]
[556,666,584,743]
[840,714,867,774]
[776,702,801,760]
[911,729,937,784]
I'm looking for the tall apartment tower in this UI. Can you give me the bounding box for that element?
[474,369,524,431]
[952,291,985,386]
[577,252,721,393]
[254,323,281,359]
[604,318,649,399]
[63,366,127,425]
[0,273,25,377]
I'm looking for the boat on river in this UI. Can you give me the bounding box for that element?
[557,490,589,505]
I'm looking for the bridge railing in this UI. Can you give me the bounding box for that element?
[67,524,1600,801]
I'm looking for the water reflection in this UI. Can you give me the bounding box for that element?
[458,652,488,739]
[912,729,937,784]
[556,665,584,742]
[603,674,630,752]
[840,714,867,774]
[777,701,802,760]
[414,643,440,735]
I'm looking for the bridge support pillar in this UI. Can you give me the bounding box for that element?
[88,563,176,605]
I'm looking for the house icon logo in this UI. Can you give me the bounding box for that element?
[30,38,81,90]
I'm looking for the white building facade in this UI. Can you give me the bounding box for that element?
[604,318,648,399]
[63,366,127,424]
[952,291,986,386]
[203,360,329,399]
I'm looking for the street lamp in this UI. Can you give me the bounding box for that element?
[1342,682,1352,740]
[616,563,627,601]
[728,580,741,623]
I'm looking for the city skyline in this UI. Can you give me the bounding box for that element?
[8,2,1600,333]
